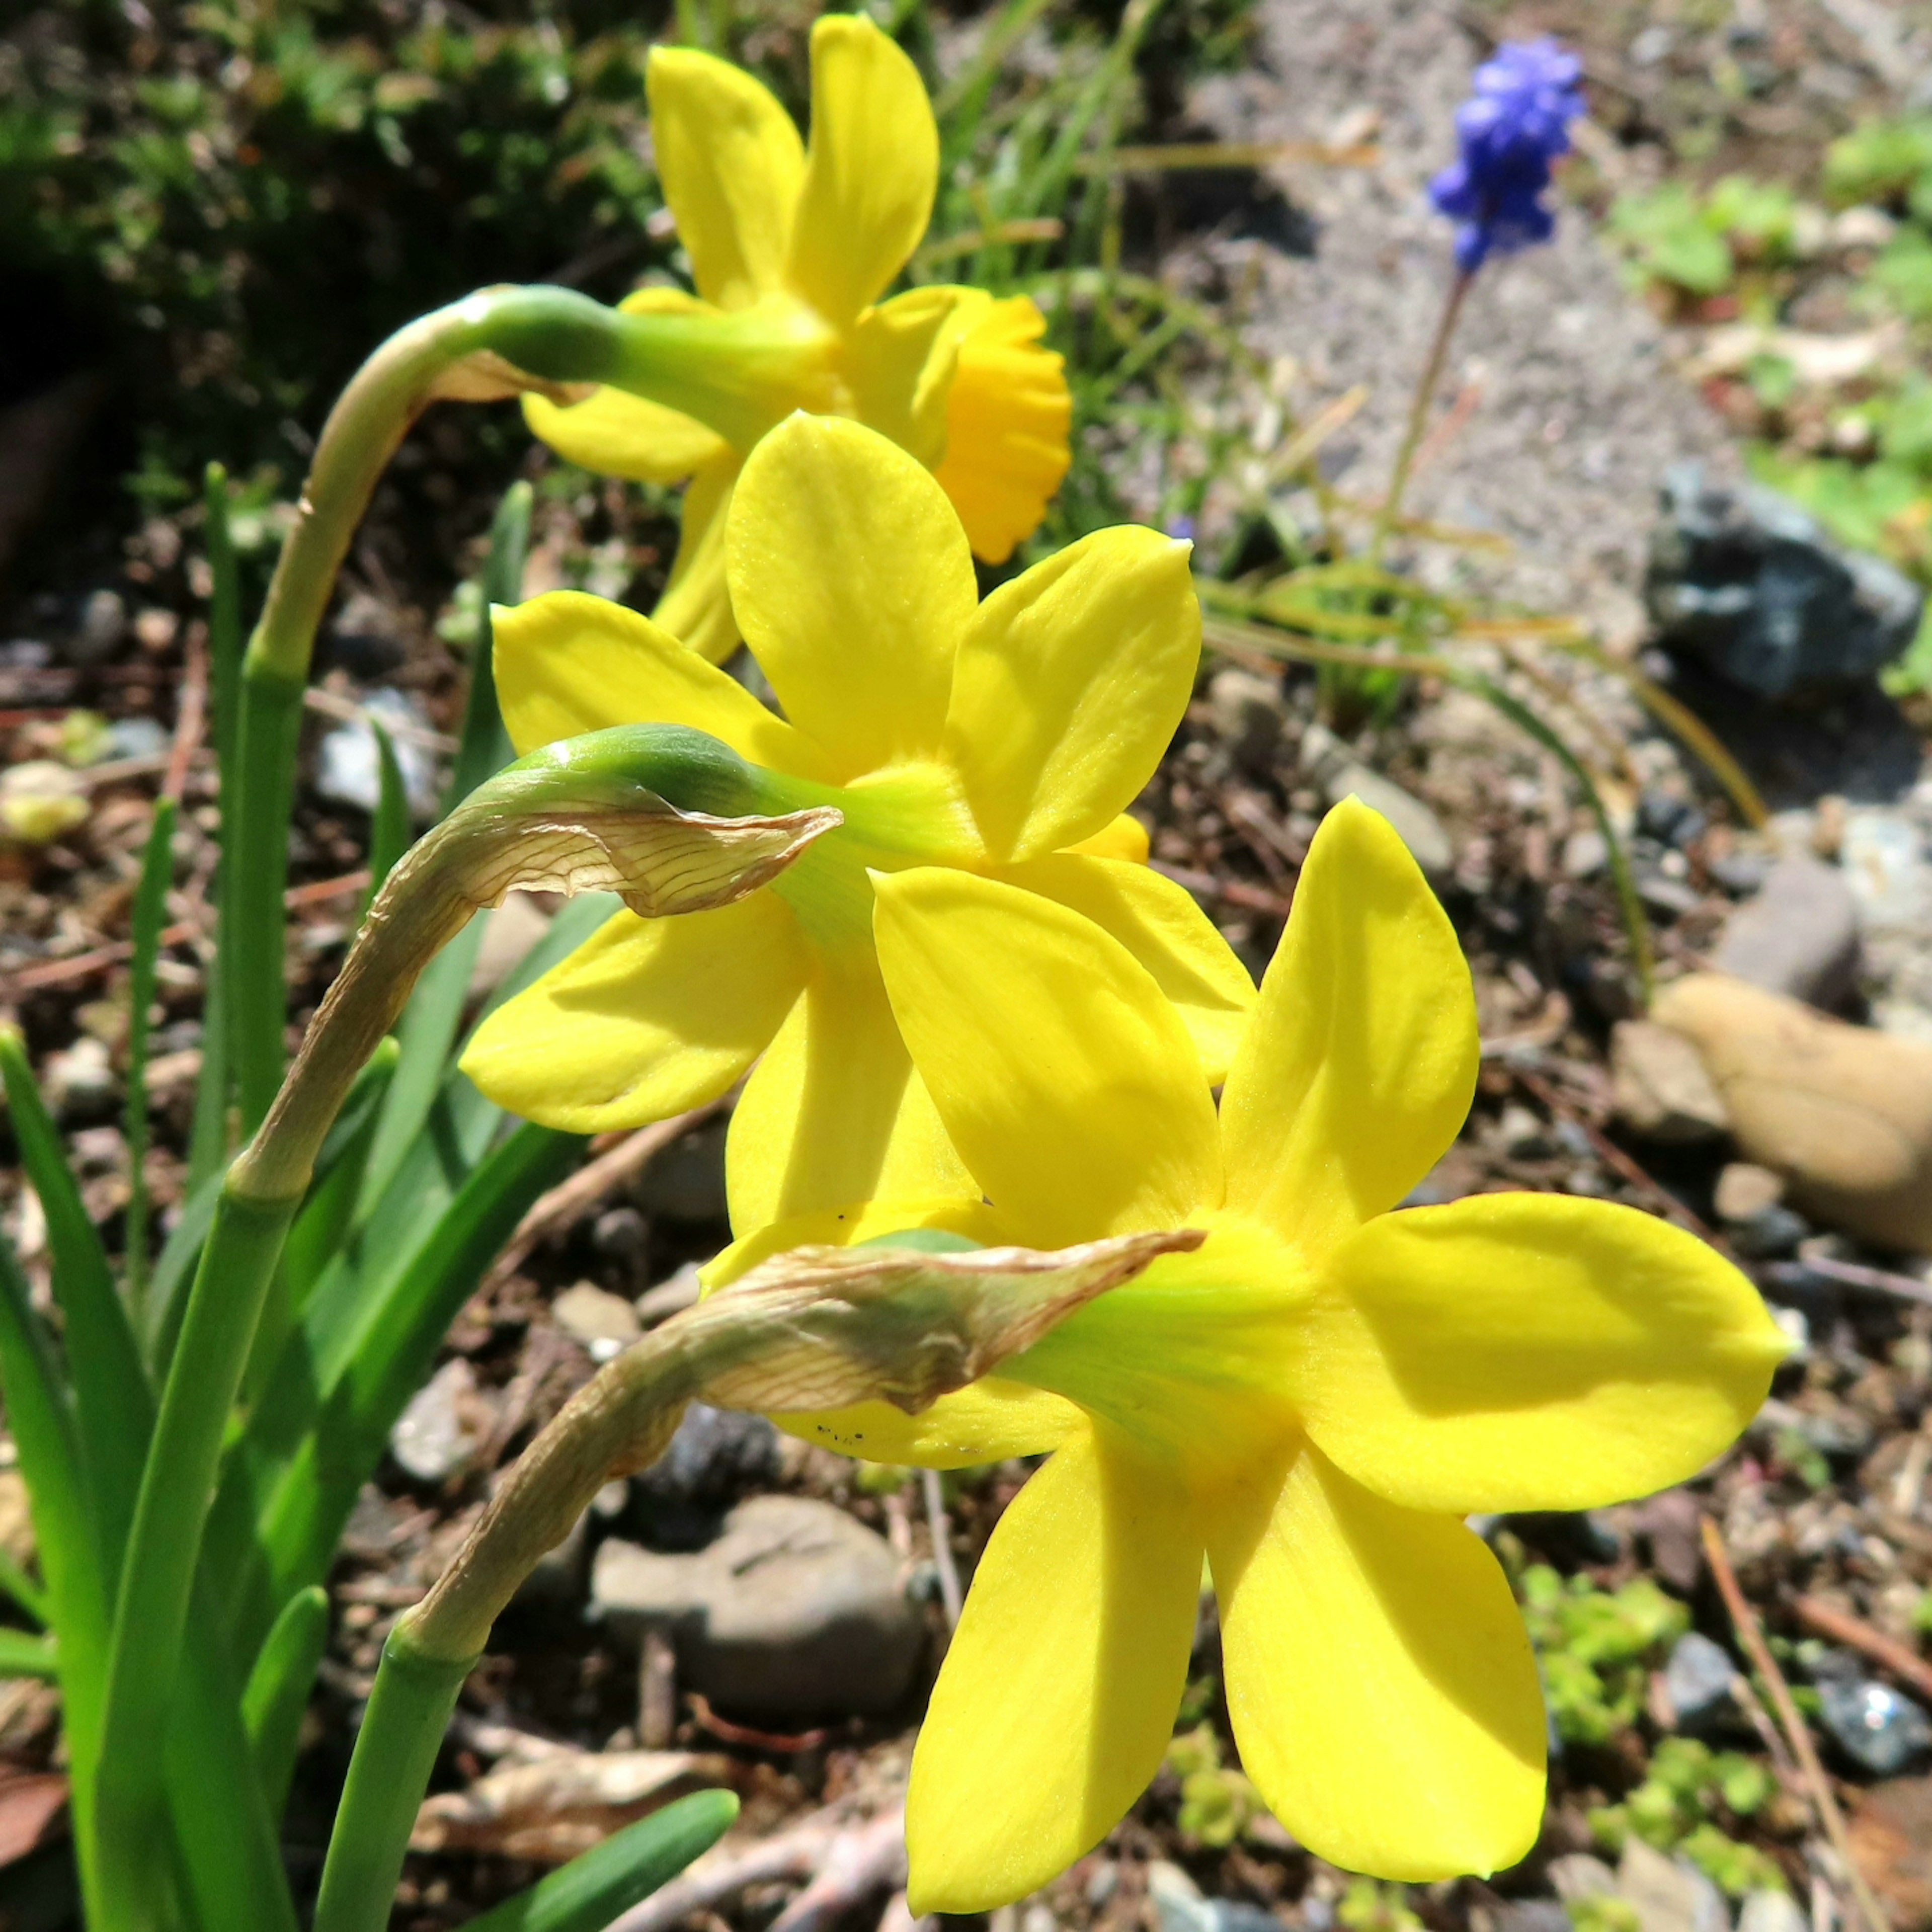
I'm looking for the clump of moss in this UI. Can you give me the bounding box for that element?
[1520,1565,1689,1746]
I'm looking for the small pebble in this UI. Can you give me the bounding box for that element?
[1663,1631,1736,1730]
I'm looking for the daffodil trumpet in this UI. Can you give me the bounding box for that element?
[460,412,1258,1241]
[89,728,840,1921]
[312,1229,1197,1932]
[525,14,1075,664]
[708,797,1792,1909]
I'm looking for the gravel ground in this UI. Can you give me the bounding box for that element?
[1187,0,1739,634]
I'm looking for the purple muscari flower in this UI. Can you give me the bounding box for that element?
[1427,38,1586,274]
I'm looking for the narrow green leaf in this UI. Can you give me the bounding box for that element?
[191,461,244,1194]
[125,797,178,1315]
[165,1575,303,1932]
[465,1790,739,1932]
[0,1229,111,1892]
[242,1583,329,1819]
[0,1628,56,1681]
[0,1033,151,1568]
[363,718,412,915]
[0,1548,47,1628]
[446,481,530,813]
[244,1118,579,1645]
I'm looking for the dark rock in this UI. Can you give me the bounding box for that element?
[1711,855,1861,1007]
[590,1494,923,1718]
[1646,464,1923,698]
[628,1403,780,1549]
[631,1120,729,1224]
[1727,1204,1812,1260]
[1664,1632,1737,1731]
[1815,1651,1932,1775]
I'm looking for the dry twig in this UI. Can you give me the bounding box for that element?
[1701,1518,1890,1932]
[1794,1595,1932,1707]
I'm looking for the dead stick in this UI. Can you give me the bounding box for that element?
[475,1101,725,1300]
[1701,1518,1890,1932]
[1795,1596,1932,1706]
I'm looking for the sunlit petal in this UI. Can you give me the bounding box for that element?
[932,292,1072,564]
[1219,797,1477,1261]
[521,387,728,485]
[460,897,805,1134]
[651,453,742,666]
[942,528,1197,861]
[784,15,937,327]
[994,854,1254,1083]
[727,415,974,779]
[1210,1438,1546,1882]
[1301,1194,1789,1513]
[873,868,1221,1249]
[647,47,804,310]
[492,588,822,775]
[906,1424,1199,1913]
[1066,813,1150,862]
[725,950,971,1236]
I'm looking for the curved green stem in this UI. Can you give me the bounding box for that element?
[1369,269,1471,568]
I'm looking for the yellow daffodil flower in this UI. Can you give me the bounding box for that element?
[708,798,1789,1907]
[461,412,1254,1235]
[525,15,1072,662]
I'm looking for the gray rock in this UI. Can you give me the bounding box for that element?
[636,1263,705,1326]
[1736,1893,1807,1932]
[314,687,439,817]
[1496,1907,1571,1932]
[1616,1839,1729,1932]
[591,1494,922,1717]
[1564,829,1611,879]
[1710,856,1861,1007]
[1814,1651,1932,1775]
[1205,667,1287,776]
[629,1402,781,1548]
[1841,809,1932,939]
[1548,1855,1618,1902]
[1664,1632,1737,1730]
[1611,1019,1731,1143]
[1646,464,1923,697]
[390,1358,488,1485]
[42,1036,117,1122]
[108,716,170,761]
[631,1120,729,1224]
[1148,1863,1217,1932]
[71,588,126,665]
[1727,1204,1811,1260]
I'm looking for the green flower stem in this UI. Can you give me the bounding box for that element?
[315,1233,1189,1932]
[227,285,833,1132]
[1369,268,1472,568]
[95,733,838,1924]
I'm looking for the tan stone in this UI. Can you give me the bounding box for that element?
[1652,972,1932,1251]
[1713,1162,1785,1223]
[1611,1019,1732,1143]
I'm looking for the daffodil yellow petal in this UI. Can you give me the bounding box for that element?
[848,286,970,470]
[906,1424,1199,1913]
[779,1379,1083,1469]
[1301,1195,1788,1514]
[873,868,1221,1249]
[725,952,972,1236]
[492,588,820,774]
[647,47,804,311]
[1067,813,1150,862]
[651,454,742,665]
[1210,1439,1546,1882]
[1219,797,1477,1261]
[784,15,937,327]
[942,528,1198,862]
[932,292,1072,564]
[522,387,728,485]
[993,854,1255,1083]
[727,415,974,779]
[460,897,806,1134]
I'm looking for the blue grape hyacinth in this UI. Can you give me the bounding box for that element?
[1428,38,1586,273]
